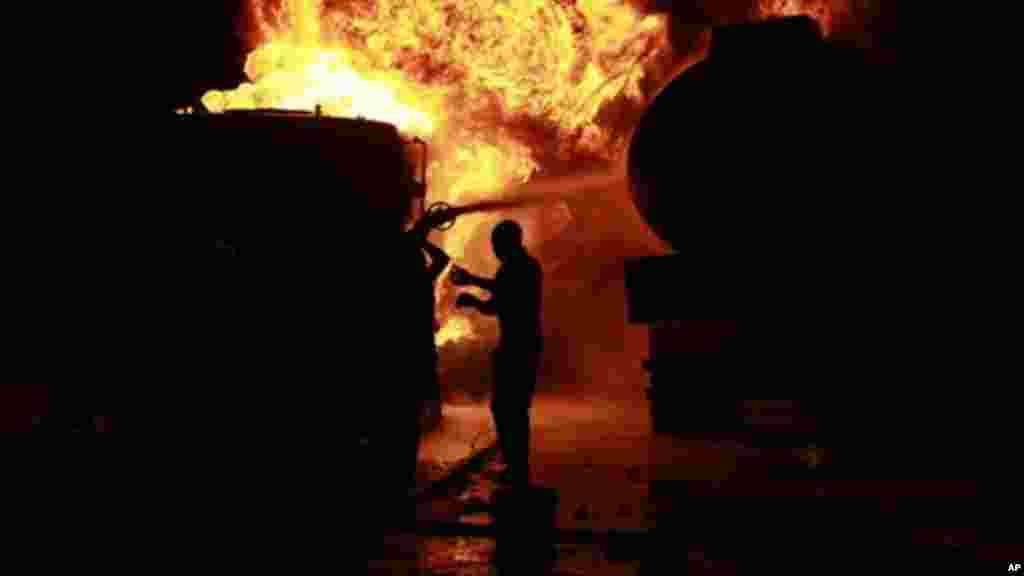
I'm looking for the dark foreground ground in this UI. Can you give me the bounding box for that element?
[375,397,1016,574]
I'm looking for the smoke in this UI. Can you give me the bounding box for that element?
[505,169,633,205]
[449,168,633,217]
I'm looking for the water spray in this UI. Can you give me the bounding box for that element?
[421,168,627,231]
[420,198,547,231]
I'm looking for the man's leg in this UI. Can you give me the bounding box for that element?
[516,352,538,486]
[491,397,511,468]
[492,351,511,468]
[514,399,531,486]
[499,397,531,486]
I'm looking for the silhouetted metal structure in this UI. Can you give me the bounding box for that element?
[624,14,890,439]
[182,108,428,247]
[181,109,440,535]
[625,16,838,439]
[626,17,991,571]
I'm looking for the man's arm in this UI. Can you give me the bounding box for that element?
[422,241,451,282]
[452,266,499,293]
[456,293,498,316]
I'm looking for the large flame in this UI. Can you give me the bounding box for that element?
[200,0,838,348]
[201,0,670,346]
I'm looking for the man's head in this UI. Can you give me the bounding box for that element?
[491,220,524,262]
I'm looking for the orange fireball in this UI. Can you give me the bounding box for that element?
[200,0,671,345]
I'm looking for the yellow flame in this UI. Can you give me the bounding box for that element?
[201,0,671,344]
[435,314,475,348]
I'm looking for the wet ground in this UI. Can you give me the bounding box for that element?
[375,449,651,575]
[386,396,1000,573]
[415,395,658,530]
[415,403,497,495]
[384,396,816,574]
[396,395,655,574]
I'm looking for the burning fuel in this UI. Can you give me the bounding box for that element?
[199,0,843,348]
[200,0,672,345]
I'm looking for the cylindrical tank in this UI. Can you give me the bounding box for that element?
[627,16,868,255]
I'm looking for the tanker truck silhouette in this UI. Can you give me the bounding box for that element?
[188,107,524,535]
[626,18,983,573]
[624,16,885,438]
[181,108,459,534]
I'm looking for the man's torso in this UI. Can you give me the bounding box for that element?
[495,254,543,357]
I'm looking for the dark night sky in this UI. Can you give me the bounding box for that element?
[157,1,250,110]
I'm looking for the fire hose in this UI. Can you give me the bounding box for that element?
[418,199,536,232]
[423,201,460,231]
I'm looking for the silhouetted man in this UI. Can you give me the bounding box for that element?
[406,209,452,284]
[395,231,439,490]
[362,215,442,531]
[451,220,542,486]
[405,211,452,419]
